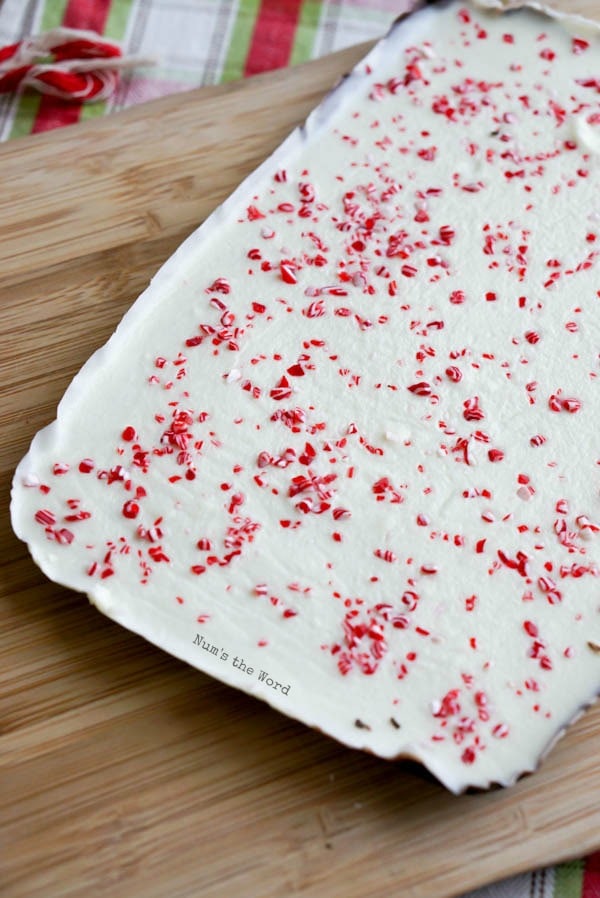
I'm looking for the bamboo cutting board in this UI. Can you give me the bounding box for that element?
[2,9,600,897]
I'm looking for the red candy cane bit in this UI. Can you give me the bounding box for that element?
[227,492,245,514]
[530,434,546,447]
[374,548,397,563]
[548,392,582,413]
[303,300,326,318]
[54,528,75,545]
[137,523,162,542]
[537,575,561,598]
[420,563,438,575]
[148,546,170,563]
[433,689,461,719]
[474,690,488,714]
[207,277,231,294]
[332,507,351,521]
[322,286,348,297]
[576,514,600,533]
[78,458,95,473]
[465,594,477,611]
[408,381,432,396]
[487,448,504,462]
[497,549,530,577]
[279,260,297,285]
[299,182,315,203]
[445,365,462,382]
[463,396,484,421]
[247,205,264,221]
[572,37,590,54]
[401,590,419,612]
[122,500,140,519]
[35,508,56,526]
[516,484,535,501]
[64,510,91,522]
[492,722,510,739]
[438,225,456,245]
[468,487,492,500]
[392,614,410,630]
[269,376,293,401]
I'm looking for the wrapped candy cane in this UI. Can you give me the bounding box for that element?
[0,27,154,101]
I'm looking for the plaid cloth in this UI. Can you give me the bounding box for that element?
[0,2,599,896]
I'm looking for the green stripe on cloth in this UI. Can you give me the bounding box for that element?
[103,0,134,38]
[220,0,261,83]
[80,100,109,123]
[8,93,41,139]
[289,0,322,66]
[80,0,134,125]
[554,860,585,898]
[41,0,70,30]
[8,0,70,139]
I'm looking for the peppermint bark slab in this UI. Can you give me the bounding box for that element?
[11,1,600,793]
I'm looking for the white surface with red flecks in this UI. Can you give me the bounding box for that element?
[10,0,600,793]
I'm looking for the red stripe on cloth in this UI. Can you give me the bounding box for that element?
[32,0,114,134]
[583,851,600,898]
[244,0,303,76]
[62,0,114,31]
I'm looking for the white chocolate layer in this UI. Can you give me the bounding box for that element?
[11,1,600,792]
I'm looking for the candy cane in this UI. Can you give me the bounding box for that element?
[0,27,154,101]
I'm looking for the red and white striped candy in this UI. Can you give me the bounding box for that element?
[0,27,152,101]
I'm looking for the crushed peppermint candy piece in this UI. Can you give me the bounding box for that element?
[10,1,600,794]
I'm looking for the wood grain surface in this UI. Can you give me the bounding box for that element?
[2,6,600,897]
